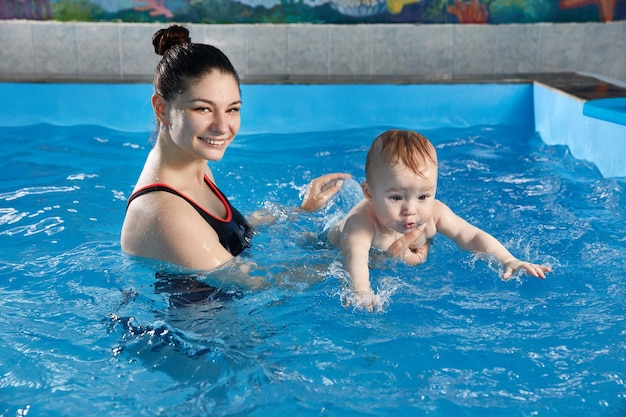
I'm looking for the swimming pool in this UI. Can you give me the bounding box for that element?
[1,82,625,416]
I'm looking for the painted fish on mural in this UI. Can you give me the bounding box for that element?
[329,0,387,17]
[329,0,421,17]
[387,0,420,13]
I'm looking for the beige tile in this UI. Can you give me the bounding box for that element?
[411,24,454,80]
[0,21,625,85]
[119,23,161,80]
[32,22,79,78]
[76,23,121,79]
[329,25,371,77]
[287,25,329,78]
[581,22,626,82]
[370,25,413,76]
[0,21,35,77]
[453,24,497,76]
[246,25,288,78]
[495,24,539,74]
[536,23,584,73]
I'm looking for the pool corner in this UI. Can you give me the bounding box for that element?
[533,77,626,178]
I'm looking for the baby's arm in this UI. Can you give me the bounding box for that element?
[339,215,380,310]
[340,215,375,293]
[435,201,550,279]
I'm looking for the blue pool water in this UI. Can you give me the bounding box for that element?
[1,84,626,416]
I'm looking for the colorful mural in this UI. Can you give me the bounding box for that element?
[0,0,624,23]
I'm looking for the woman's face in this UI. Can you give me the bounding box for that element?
[163,70,241,162]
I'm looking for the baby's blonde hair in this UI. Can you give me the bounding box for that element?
[365,130,438,181]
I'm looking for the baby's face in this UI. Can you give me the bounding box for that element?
[366,161,438,235]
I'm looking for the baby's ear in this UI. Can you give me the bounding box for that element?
[361,181,372,198]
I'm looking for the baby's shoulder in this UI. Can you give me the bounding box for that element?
[432,199,454,216]
[343,209,374,230]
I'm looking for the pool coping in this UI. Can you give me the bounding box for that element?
[7,70,626,96]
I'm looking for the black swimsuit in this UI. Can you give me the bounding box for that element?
[126,175,253,256]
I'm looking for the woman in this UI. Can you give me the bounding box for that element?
[121,25,347,274]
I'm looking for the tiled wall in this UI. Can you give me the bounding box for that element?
[0,20,625,84]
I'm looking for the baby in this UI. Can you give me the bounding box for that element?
[327,129,551,310]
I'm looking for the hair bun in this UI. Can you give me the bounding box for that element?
[152,25,191,56]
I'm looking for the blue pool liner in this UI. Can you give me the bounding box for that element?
[0,83,533,133]
[0,82,624,177]
[533,83,626,178]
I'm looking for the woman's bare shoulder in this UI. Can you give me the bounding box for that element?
[122,191,232,269]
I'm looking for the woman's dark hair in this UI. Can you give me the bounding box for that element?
[152,25,240,101]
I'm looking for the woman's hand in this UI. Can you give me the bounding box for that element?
[502,258,551,280]
[300,173,351,212]
[387,227,430,266]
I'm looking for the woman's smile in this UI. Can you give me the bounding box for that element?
[198,136,228,146]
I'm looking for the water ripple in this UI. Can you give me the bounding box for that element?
[1,216,65,237]
[0,185,79,201]
[0,207,28,225]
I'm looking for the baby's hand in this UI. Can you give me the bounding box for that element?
[502,259,551,280]
[347,290,381,312]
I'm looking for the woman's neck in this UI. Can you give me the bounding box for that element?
[148,141,210,187]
